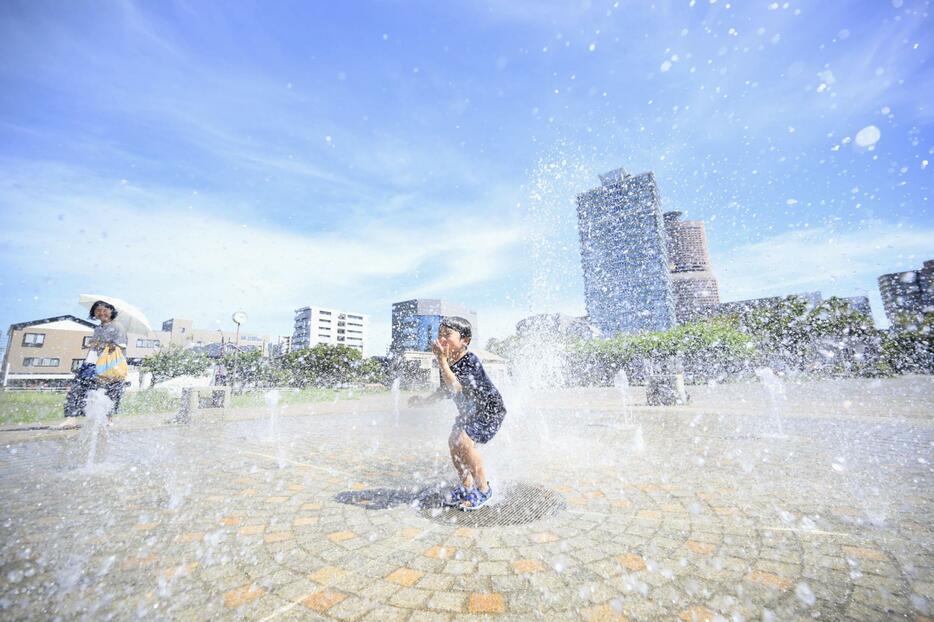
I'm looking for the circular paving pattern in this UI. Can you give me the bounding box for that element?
[418,481,566,527]
[1,380,932,621]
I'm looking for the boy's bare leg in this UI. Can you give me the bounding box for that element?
[449,430,474,489]
[454,430,489,494]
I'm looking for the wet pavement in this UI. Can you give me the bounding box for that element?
[0,377,932,621]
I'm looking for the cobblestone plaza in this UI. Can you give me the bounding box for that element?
[1,377,932,621]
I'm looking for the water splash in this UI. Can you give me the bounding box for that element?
[755,367,788,438]
[391,377,401,427]
[264,389,288,468]
[614,368,645,453]
[81,390,112,467]
[614,369,632,424]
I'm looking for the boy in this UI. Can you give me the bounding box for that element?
[409,316,506,511]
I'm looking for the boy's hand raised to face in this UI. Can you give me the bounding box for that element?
[431,338,448,359]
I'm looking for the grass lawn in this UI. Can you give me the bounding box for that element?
[229,386,384,408]
[0,391,64,424]
[0,386,385,426]
[0,390,180,426]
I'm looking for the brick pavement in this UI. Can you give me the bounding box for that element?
[0,378,931,621]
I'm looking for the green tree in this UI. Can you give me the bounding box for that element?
[220,350,288,387]
[882,313,934,374]
[357,357,389,385]
[803,297,880,374]
[737,296,813,367]
[280,344,364,387]
[140,344,212,384]
[566,318,756,385]
[806,297,872,331]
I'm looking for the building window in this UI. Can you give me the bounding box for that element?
[319,318,331,323]
[348,314,363,320]
[22,333,45,347]
[319,310,331,315]
[136,339,161,348]
[24,357,60,367]
[71,359,85,371]
[82,336,94,348]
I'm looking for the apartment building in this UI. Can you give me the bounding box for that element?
[293,307,368,353]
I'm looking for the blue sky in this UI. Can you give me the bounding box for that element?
[1,0,931,354]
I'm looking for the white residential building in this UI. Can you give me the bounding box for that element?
[277,335,292,355]
[292,307,368,353]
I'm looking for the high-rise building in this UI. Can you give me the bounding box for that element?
[293,307,368,353]
[390,299,478,353]
[577,168,676,335]
[664,211,721,323]
[878,259,934,324]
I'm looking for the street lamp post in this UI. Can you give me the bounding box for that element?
[232,311,247,393]
[216,329,225,385]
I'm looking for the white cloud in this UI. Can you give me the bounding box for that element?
[715,220,934,326]
[0,163,526,354]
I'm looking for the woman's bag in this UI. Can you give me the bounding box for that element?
[96,347,128,381]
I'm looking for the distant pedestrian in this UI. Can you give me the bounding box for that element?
[86,300,128,421]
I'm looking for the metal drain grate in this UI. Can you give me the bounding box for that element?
[418,482,566,527]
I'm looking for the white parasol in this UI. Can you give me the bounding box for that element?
[78,294,153,335]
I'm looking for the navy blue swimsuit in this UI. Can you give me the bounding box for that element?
[443,352,506,444]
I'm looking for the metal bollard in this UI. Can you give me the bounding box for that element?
[646,374,689,406]
[172,387,195,424]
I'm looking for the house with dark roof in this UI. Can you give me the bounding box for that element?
[1,315,95,388]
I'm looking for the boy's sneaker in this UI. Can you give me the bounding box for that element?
[442,486,469,507]
[459,484,493,512]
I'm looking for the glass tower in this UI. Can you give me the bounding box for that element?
[577,168,676,335]
[390,299,478,352]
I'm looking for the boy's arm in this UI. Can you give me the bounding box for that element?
[407,387,446,407]
[423,388,448,403]
[433,341,463,394]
